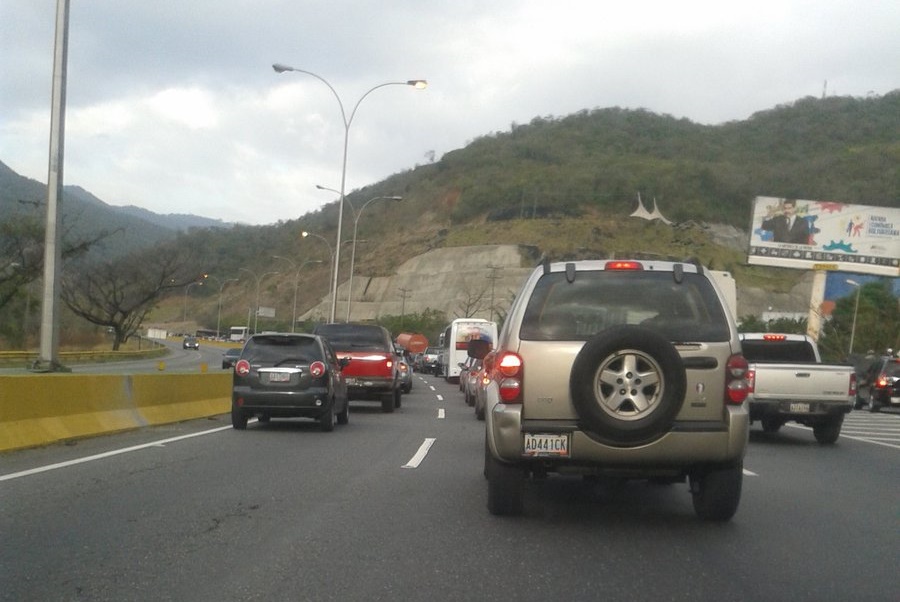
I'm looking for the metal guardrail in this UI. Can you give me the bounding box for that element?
[0,346,168,366]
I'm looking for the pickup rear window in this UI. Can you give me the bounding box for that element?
[741,340,817,363]
[519,270,730,342]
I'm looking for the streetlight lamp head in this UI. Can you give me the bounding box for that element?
[407,80,428,89]
[301,231,310,238]
[272,63,293,73]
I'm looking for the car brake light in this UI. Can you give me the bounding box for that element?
[494,351,523,403]
[849,372,857,396]
[762,334,787,341]
[725,354,749,405]
[876,373,889,388]
[606,261,643,271]
[235,359,251,376]
[309,361,326,378]
[746,369,756,393]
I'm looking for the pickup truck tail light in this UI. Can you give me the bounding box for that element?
[849,372,857,396]
[725,354,750,405]
[494,351,523,403]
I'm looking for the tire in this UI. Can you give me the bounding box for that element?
[336,400,349,425]
[231,404,248,430]
[868,391,880,413]
[485,439,524,516]
[813,415,843,444]
[691,463,743,522]
[465,391,475,407]
[475,399,485,421]
[394,387,402,408]
[257,414,271,424]
[320,405,335,432]
[381,392,396,413]
[570,325,686,447]
[761,417,782,433]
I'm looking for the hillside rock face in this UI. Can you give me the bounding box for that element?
[298,242,815,324]
[299,245,535,322]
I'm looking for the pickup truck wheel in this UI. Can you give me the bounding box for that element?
[761,417,782,433]
[485,439,524,516]
[381,393,396,413]
[570,325,686,447]
[813,416,843,444]
[231,404,248,430]
[394,387,402,408]
[690,462,743,522]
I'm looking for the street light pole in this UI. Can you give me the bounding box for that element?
[301,231,335,319]
[206,276,239,339]
[274,256,323,332]
[239,268,279,334]
[183,281,203,326]
[346,195,402,322]
[846,279,861,356]
[273,63,426,322]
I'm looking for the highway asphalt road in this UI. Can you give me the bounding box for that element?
[1,372,898,601]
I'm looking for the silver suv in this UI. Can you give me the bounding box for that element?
[470,259,750,520]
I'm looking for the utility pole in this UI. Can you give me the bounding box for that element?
[398,287,411,330]
[486,266,502,322]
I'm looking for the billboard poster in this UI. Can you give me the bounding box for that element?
[747,196,899,277]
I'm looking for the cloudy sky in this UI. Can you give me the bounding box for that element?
[2,1,898,226]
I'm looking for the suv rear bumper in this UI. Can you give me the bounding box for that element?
[488,403,749,467]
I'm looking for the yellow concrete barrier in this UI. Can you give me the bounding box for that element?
[0,373,231,453]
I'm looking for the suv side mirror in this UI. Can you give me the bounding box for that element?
[468,339,491,359]
[339,357,352,369]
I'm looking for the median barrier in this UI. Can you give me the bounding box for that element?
[0,372,231,453]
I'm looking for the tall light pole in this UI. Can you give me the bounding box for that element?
[206,276,239,339]
[239,268,280,334]
[345,195,402,322]
[274,256,323,332]
[301,231,335,318]
[35,0,70,372]
[846,279,861,356]
[183,281,203,327]
[273,63,426,322]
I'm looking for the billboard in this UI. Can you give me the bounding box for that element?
[747,197,899,277]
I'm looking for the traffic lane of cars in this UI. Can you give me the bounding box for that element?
[2,373,898,600]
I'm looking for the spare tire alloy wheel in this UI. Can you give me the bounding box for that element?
[570,326,687,447]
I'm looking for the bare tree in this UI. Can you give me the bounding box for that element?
[454,281,488,318]
[61,243,202,350]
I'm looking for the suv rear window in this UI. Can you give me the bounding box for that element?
[242,335,321,363]
[519,270,730,342]
[314,324,389,351]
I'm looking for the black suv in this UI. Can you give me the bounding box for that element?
[859,355,900,412]
[231,333,349,432]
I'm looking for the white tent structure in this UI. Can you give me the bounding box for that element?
[630,193,672,225]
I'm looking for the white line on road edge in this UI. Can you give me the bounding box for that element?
[438,409,445,419]
[402,438,436,469]
[0,425,236,482]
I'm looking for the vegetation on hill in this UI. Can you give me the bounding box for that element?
[2,91,898,355]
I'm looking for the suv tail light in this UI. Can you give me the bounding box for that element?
[494,351,523,403]
[875,373,889,389]
[309,361,326,378]
[725,354,749,405]
[235,359,251,376]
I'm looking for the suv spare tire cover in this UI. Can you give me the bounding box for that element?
[570,325,687,447]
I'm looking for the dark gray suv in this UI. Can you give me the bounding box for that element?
[471,259,750,520]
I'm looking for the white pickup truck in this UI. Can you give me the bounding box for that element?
[740,333,857,444]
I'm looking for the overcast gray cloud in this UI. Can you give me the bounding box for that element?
[1,0,898,225]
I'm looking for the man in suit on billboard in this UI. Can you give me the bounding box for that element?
[761,198,811,244]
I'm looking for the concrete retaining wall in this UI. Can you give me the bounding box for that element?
[0,373,231,453]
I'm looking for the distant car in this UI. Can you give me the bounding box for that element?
[422,347,442,375]
[182,336,199,350]
[398,359,413,393]
[231,333,350,432]
[222,347,242,369]
[460,357,480,404]
[860,355,900,412]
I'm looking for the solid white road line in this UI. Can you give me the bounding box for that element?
[0,424,237,482]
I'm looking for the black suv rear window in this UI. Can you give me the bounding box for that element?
[243,335,321,363]
[519,270,730,342]
[314,324,389,351]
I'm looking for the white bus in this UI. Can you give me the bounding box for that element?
[439,318,498,382]
[229,326,250,342]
